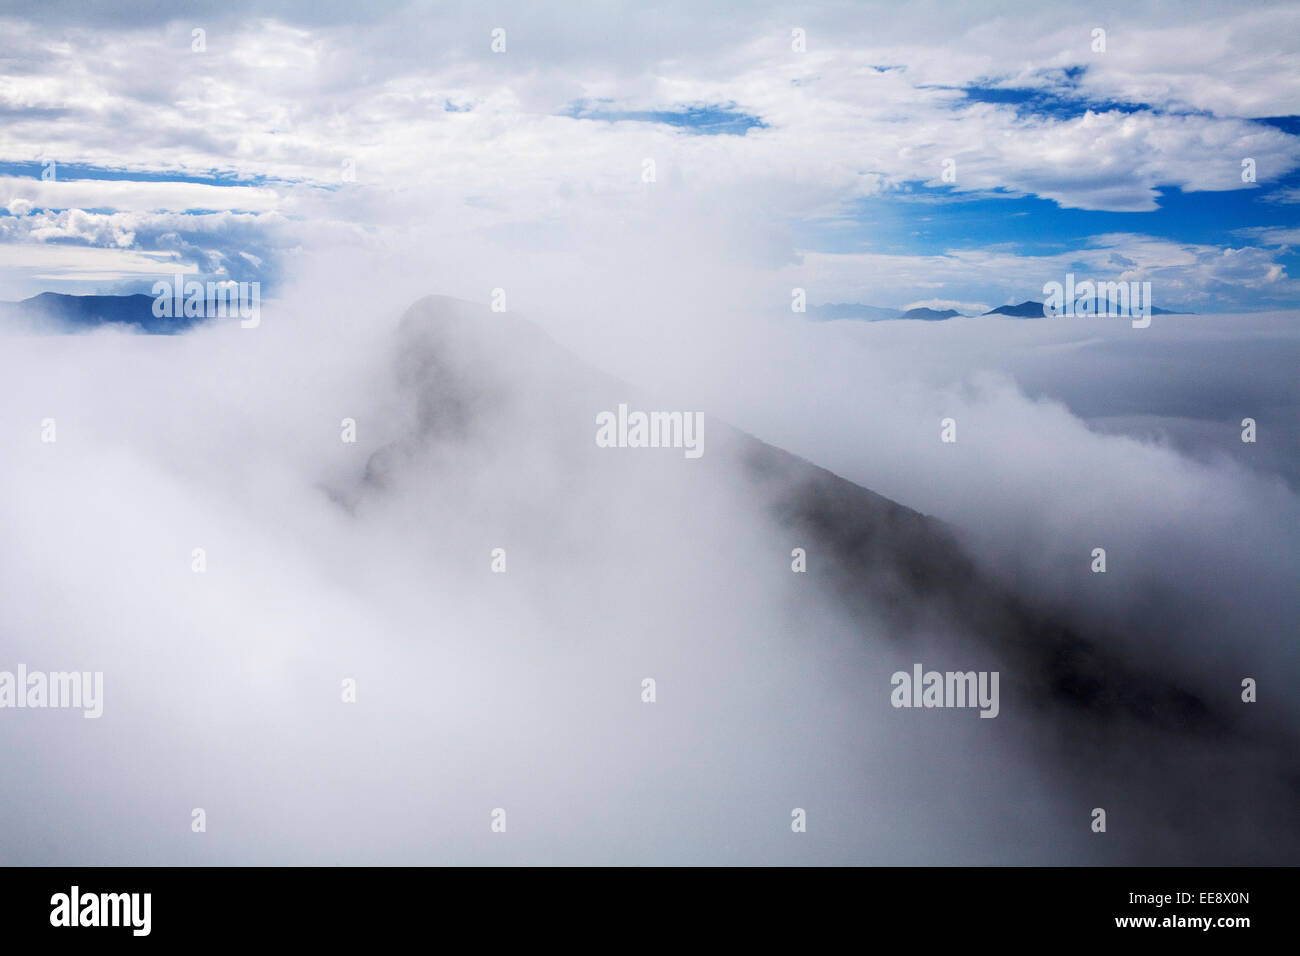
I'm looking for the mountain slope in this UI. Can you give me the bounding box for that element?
[346,295,1298,863]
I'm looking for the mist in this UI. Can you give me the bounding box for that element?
[0,241,1295,862]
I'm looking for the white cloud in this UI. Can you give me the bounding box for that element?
[0,242,184,291]
[0,2,1295,304]
[0,177,281,213]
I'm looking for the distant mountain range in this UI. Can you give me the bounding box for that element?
[1,292,1195,334]
[0,292,207,333]
[812,298,1195,322]
[985,300,1192,318]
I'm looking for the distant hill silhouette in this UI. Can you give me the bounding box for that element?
[984,300,1194,318]
[0,292,208,333]
[897,307,962,320]
[984,300,1049,317]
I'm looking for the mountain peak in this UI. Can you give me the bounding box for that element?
[983,300,1047,317]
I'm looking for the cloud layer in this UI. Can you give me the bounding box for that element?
[1,0,1298,306]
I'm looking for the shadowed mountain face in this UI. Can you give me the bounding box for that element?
[342,296,1298,864]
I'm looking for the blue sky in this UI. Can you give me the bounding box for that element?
[0,1,1297,313]
[0,162,272,188]
[798,173,1300,303]
[562,101,767,136]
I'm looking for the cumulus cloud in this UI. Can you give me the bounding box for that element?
[0,177,280,214]
[0,0,1297,306]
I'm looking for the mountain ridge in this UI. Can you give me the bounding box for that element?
[381,296,1270,759]
[985,299,1194,317]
